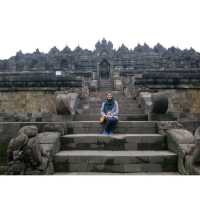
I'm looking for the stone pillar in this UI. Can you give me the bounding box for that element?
[139,92,153,120]
[97,63,100,80]
[92,72,96,80]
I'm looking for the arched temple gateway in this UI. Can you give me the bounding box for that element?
[1,39,200,175]
[98,59,111,80]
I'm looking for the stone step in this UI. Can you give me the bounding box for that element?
[82,111,144,115]
[66,121,157,134]
[89,93,125,99]
[99,85,113,87]
[74,114,148,121]
[87,103,139,108]
[99,84,113,86]
[61,134,166,151]
[99,83,113,85]
[99,83,112,85]
[99,86,113,88]
[99,81,113,83]
[87,97,138,101]
[81,109,144,115]
[90,91,122,95]
[99,80,113,82]
[86,100,139,105]
[54,172,180,175]
[86,101,141,107]
[84,103,142,110]
[84,108,143,113]
[86,103,142,109]
[86,106,143,112]
[54,150,177,173]
[99,88,113,91]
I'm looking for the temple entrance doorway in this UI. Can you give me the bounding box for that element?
[99,59,111,80]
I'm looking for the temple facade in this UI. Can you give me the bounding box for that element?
[1,39,200,79]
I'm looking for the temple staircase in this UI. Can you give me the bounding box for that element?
[99,79,113,91]
[53,86,178,174]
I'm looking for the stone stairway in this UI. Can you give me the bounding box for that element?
[53,90,178,174]
[99,79,113,91]
[74,91,148,121]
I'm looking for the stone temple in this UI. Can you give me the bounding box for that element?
[1,39,200,175]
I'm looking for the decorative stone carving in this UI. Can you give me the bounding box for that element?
[138,92,152,118]
[56,92,79,115]
[184,127,200,174]
[7,126,53,174]
[157,121,183,135]
[158,125,200,175]
[122,76,135,98]
[151,94,168,114]
[166,128,195,175]
[139,92,169,120]
[114,79,123,91]
[42,123,64,135]
[81,85,90,98]
[88,80,98,91]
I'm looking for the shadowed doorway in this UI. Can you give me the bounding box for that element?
[99,59,111,80]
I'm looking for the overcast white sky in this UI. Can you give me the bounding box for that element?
[0,0,200,59]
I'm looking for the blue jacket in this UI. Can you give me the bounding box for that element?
[100,100,119,119]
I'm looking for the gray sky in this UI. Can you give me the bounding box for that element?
[0,0,200,59]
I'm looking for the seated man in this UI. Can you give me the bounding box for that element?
[100,92,119,135]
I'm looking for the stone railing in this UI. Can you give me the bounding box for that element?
[7,124,64,175]
[157,121,200,175]
[0,122,65,175]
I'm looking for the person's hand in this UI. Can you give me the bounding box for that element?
[107,112,112,117]
[103,114,107,118]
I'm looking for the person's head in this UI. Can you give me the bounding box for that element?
[106,92,113,101]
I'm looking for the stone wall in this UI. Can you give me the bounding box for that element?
[138,89,200,115]
[159,89,200,114]
[0,91,57,113]
[138,88,200,122]
[0,87,82,113]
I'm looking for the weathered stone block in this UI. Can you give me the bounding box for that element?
[114,79,123,91]
[56,92,79,115]
[89,80,98,91]
[167,128,194,153]
[152,94,168,114]
[38,131,61,155]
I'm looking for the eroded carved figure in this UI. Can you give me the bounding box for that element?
[185,127,200,174]
[56,92,79,115]
[165,126,200,175]
[7,126,53,175]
